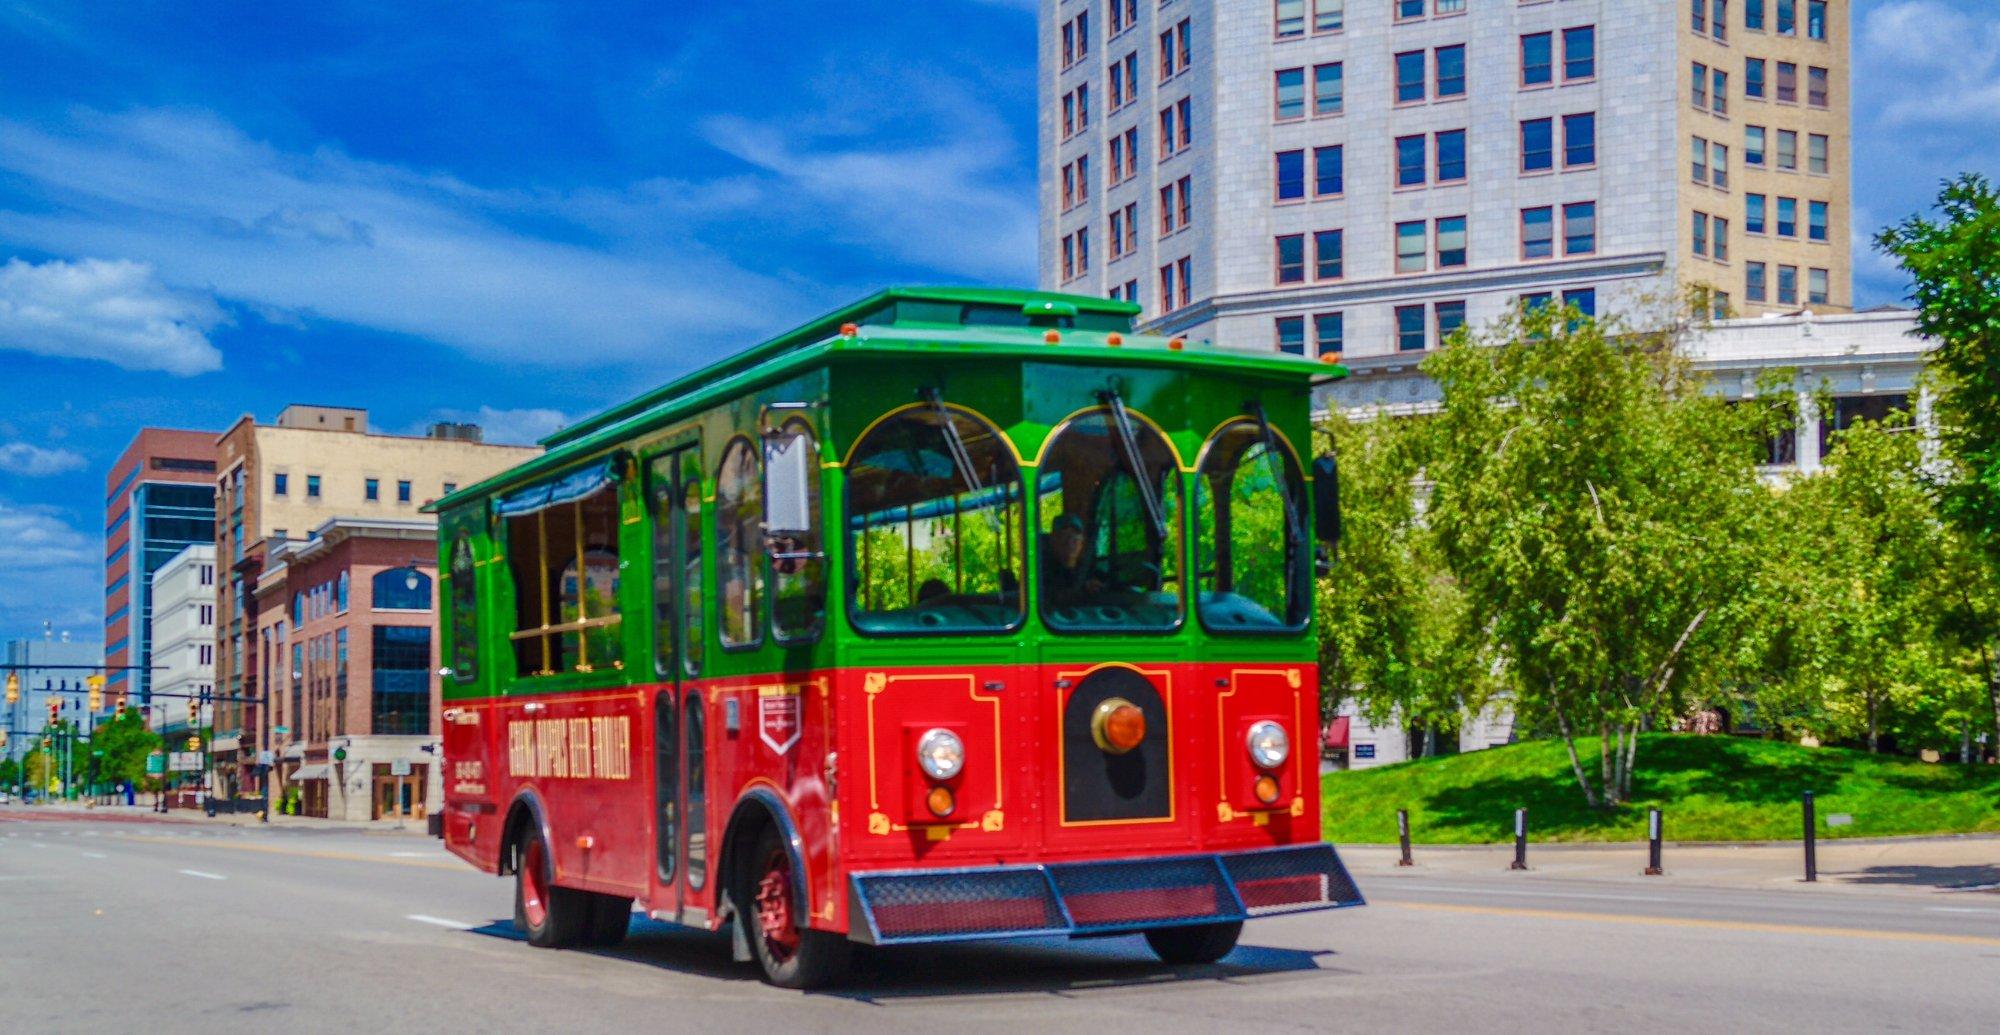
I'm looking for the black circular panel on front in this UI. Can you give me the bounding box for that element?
[1061,667,1171,823]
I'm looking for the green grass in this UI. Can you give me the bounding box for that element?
[1322,734,2000,843]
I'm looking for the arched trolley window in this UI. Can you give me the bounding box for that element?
[497,456,626,676]
[1037,402,1184,632]
[1196,416,1310,632]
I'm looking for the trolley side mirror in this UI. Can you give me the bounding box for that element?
[764,432,814,537]
[1312,454,1340,576]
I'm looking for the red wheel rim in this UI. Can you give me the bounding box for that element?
[754,848,801,964]
[521,839,549,929]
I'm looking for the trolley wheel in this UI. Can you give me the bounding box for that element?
[585,893,633,947]
[1143,921,1243,965]
[513,831,588,948]
[747,828,850,989]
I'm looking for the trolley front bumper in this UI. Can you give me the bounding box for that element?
[846,842,1364,946]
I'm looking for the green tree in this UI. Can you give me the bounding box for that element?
[1879,173,2000,748]
[1317,412,1486,748]
[87,709,163,789]
[0,755,19,788]
[1422,302,1769,806]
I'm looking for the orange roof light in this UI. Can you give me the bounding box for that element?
[1319,351,1343,364]
[1106,333,1123,346]
[1091,697,1147,755]
[1045,330,1062,344]
[1167,337,1185,351]
[839,322,859,337]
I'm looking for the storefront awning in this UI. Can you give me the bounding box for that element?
[290,764,329,781]
[1322,716,1350,752]
[493,456,622,518]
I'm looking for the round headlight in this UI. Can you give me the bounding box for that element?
[916,728,965,781]
[1246,721,1290,770]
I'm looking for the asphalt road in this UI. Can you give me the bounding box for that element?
[3,812,1998,1033]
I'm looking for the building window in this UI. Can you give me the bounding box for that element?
[1808,66,1829,108]
[1108,0,1135,36]
[1314,62,1344,115]
[1777,196,1798,237]
[1277,0,1305,38]
[373,568,432,611]
[1396,134,1427,187]
[1315,229,1344,280]
[1314,145,1344,196]
[1747,262,1768,302]
[1276,234,1307,284]
[1522,118,1553,172]
[1777,129,1798,169]
[1395,50,1426,103]
[1396,221,1427,273]
[1435,216,1468,268]
[273,472,287,496]
[337,570,349,611]
[1160,176,1191,233]
[1435,129,1467,182]
[1747,193,1767,234]
[1776,62,1797,103]
[1777,0,1796,35]
[1808,0,1826,40]
[1809,200,1829,242]
[1563,112,1596,167]
[396,479,412,503]
[1693,212,1710,257]
[1313,312,1344,357]
[1712,142,1729,189]
[1396,305,1426,352]
[1276,68,1305,119]
[1564,202,1597,254]
[1748,0,1766,31]
[1436,0,1465,13]
[1396,0,1424,22]
[1564,288,1598,318]
[1275,316,1306,355]
[1277,149,1307,200]
[1778,264,1798,304]
[371,625,432,736]
[443,482,457,495]
[1316,0,1345,32]
[1713,69,1728,115]
[1160,18,1190,80]
[1434,300,1467,344]
[306,475,321,499]
[1712,0,1729,41]
[1521,32,1552,86]
[1692,135,1709,184]
[1564,26,1595,81]
[1808,267,1829,305]
[1746,58,1766,99]
[1434,45,1466,98]
[1714,216,1730,260]
[1746,125,1766,166]
[1523,206,1555,259]
[1692,63,1709,110]
[1160,262,1178,312]
[1693,0,1707,33]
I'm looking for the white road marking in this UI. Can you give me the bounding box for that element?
[1392,883,1678,905]
[1926,906,2000,915]
[387,851,432,858]
[406,914,476,930]
[81,851,107,859]
[177,869,226,881]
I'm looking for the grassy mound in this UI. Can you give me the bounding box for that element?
[1322,733,2000,843]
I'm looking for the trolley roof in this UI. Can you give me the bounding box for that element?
[426,286,1345,513]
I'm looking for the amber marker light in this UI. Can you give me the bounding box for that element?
[1045,330,1062,344]
[926,785,956,818]
[1253,775,1281,805]
[839,322,859,337]
[1106,332,1124,346]
[1167,337,1185,351]
[1319,351,1343,364]
[1091,697,1147,754]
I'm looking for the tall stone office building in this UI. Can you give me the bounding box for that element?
[1038,0,1851,357]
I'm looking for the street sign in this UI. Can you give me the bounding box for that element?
[168,752,203,773]
[390,759,412,777]
[145,753,164,775]
[257,750,275,766]
[273,725,290,736]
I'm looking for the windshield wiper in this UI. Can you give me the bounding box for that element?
[1247,402,1306,552]
[922,386,984,494]
[1101,390,1167,541]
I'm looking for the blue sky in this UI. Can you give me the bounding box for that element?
[0,0,1987,641]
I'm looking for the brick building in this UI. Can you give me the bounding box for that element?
[103,429,217,714]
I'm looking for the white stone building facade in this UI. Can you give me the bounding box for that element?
[148,544,215,736]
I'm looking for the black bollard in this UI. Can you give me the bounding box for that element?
[1397,809,1414,867]
[1510,807,1529,870]
[1644,808,1663,876]
[1802,790,1818,883]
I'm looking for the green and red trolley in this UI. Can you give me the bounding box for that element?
[428,287,1363,987]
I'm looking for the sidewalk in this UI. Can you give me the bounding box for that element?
[1340,834,2000,897]
[0,800,430,836]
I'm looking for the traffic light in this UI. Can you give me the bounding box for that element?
[115,690,128,713]
[0,728,8,749]
[4,672,17,705]
[87,674,104,712]
[187,699,197,726]
[185,735,200,752]
[48,698,60,725]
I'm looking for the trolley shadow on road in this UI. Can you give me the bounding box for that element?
[465,917,1335,998]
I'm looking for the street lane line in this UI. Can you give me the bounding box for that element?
[1926,906,2000,915]
[113,834,463,871]
[1393,901,2000,948]
[1386,883,1679,904]
[177,869,226,880]
[81,851,107,859]
[407,914,477,930]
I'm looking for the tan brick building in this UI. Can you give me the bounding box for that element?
[211,406,536,800]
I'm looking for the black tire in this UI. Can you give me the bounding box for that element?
[1144,921,1243,965]
[512,831,589,948]
[746,827,851,989]
[585,893,633,947]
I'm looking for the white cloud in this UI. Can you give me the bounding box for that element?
[0,441,86,476]
[1859,2,2000,128]
[0,108,795,367]
[0,501,98,635]
[420,405,569,446]
[0,256,223,374]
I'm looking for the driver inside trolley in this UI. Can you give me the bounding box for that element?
[1035,403,1185,630]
